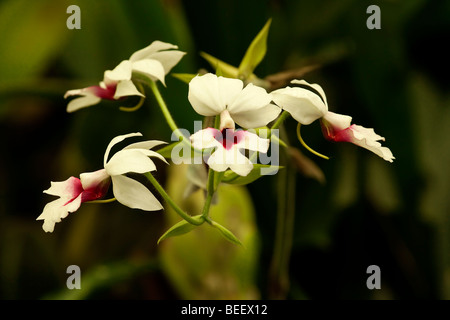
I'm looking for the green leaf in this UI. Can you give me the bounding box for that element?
[210,221,242,246]
[222,164,283,185]
[200,51,239,78]
[238,18,272,80]
[158,218,200,244]
[171,73,197,84]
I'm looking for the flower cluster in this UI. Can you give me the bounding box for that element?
[39,23,394,243]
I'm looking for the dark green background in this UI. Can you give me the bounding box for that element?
[0,0,448,299]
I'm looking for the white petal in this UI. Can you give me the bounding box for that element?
[291,79,328,107]
[113,79,144,99]
[217,75,244,107]
[207,146,253,176]
[188,74,242,116]
[228,152,254,176]
[43,176,82,199]
[147,50,186,74]
[103,132,143,167]
[111,175,163,211]
[79,169,110,190]
[105,149,157,176]
[322,111,352,131]
[272,86,327,125]
[227,83,272,114]
[234,130,270,153]
[131,59,166,84]
[190,128,222,150]
[231,103,281,129]
[348,125,395,162]
[37,194,82,232]
[129,41,179,62]
[104,60,133,85]
[66,94,101,113]
[123,140,167,151]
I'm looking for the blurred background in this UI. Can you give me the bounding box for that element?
[0,0,449,300]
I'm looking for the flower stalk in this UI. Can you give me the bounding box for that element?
[144,172,204,226]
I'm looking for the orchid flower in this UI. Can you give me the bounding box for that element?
[37,133,167,232]
[190,126,270,176]
[271,80,395,162]
[188,73,281,130]
[64,60,144,113]
[65,41,185,112]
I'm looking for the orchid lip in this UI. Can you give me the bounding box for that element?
[89,83,117,100]
[213,129,244,150]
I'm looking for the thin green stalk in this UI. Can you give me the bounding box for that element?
[145,172,204,226]
[148,80,185,142]
[200,115,222,220]
[87,198,116,204]
[271,110,290,131]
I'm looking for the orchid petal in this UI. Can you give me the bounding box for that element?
[37,194,82,232]
[272,85,327,125]
[114,79,144,99]
[227,83,272,114]
[129,41,179,62]
[231,103,281,129]
[291,79,328,107]
[234,130,270,153]
[123,140,167,151]
[188,74,242,116]
[111,175,163,211]
[103,132,143,166]
[66,94,102,113]
[105,149,157,176]
[190,128,222,150]
[104,60,132,85]
[147,50,186,74]
[322,111,352,131]
[131,59,166,84]
[43,176,82,198]
[79,169,110,190]
[346,125,395,162]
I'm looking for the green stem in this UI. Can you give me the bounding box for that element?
[87,198,116,204]
[296,123,329,160]
[148,80,185,142]
[200,115,222,220]
[145,172,204,226]
[271,110,290,131]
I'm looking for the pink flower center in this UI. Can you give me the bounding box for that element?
[214,129,244,150]
[89,83,117,100]
[62,177,110,206]
[320,121,354,143]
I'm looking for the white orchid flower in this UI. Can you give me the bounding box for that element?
[190,127,270,176]
[65,41,185,112]
[272,80,394,162]
[37,133,167,232]
[64,60,144,113]
[188,73,281,130]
